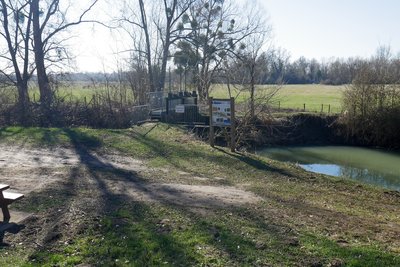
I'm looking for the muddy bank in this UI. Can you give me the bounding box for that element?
[193,112,400,150]
[192,113,346,148]
[257,113,346,147]
[256,113,400,149]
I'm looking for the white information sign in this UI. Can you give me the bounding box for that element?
[175,105,185,113]
[212,100,231,126]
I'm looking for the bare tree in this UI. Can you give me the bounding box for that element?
[120,0,156,93]
[125,55,149,105]
[138,0,156,92]
[234,24,272,118]
[30,0,99,111]
[121,0,195,94]
[179,0,266,101]
[341,46,400,147]
[0,0,34,123]
[155,0,195,91]
[218,7,283,148]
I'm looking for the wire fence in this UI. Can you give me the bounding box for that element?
[272,101,342,114]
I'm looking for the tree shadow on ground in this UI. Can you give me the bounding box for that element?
[122,129,296,181]
[54,129,330,265]
[0,223,25,247]
[214,147,295,175]
[57,128,307,265]
[5,127,398,266]
[56,128,199,266]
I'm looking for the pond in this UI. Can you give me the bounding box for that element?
[258,146,400,191]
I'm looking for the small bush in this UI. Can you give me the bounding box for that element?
[340,60,400,148]
[0,96,149,128]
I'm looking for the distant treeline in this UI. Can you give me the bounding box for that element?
[23,48,400,88]
[224,47,400,86]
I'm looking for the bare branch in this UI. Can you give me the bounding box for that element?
[40,0,60,33]
[42,0,100,45]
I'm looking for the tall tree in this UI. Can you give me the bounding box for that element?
[121,0,195,92]
[230,19,273,118]
[31,0,99,111]
[31,0,51,107]
[138,0,156,92]
[121,0,156,92]
[180,0,265,100]
[0,0,33,124]
[155,0,195,91]
[173,40,198,89]
[237,42,266,118]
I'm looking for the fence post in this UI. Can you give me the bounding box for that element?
[165,97,169,115]
[303,103,306,111]
[321,104,324,113]
[230,97,235,152]
[209,97,214,147]
[84,96,87,106]
[33,93,36,102]
[328,104,331,113]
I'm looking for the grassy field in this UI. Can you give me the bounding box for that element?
[275,84,345,113]
[0,83,135,104]
[0,124,398,266]
[210,84,346,114]
[1,83,345,113]
[39,83,136,104]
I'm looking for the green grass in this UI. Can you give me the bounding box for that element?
[300,233,400,267]
[1,84,114,104]
[25,83,135,103]
[210,84,346,113]
[0,124,399,266]
[3,83,345,114]
[275,84,345,113]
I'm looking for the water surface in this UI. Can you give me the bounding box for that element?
[258,146,400,191]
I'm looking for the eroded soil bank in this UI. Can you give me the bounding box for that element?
[255,113,400,149]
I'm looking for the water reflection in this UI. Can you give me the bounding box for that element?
[259,146,400,191]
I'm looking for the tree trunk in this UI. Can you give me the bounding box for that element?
[158,0,175,92]
[159,37,170,92]
[250,63,256,119]
[139,0,156,92]
[32,0,53,109]
[16,82,30,125]
[197,56,209,101]
[0,0,31,125]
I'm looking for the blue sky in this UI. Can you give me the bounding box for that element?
[261,0,400,60]
[74,0,400,72]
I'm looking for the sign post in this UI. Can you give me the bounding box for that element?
[209,97,236,152]
[209,97,215,147]
[230,97,235,152]
[175,104,185,113]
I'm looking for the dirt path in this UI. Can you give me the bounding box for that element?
[0,144,260,207]
[0,144,263,252]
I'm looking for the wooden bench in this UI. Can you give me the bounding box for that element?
[0,184,24,222]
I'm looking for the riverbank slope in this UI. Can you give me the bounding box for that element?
[251,113,400,149]
[0,124,398,266]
